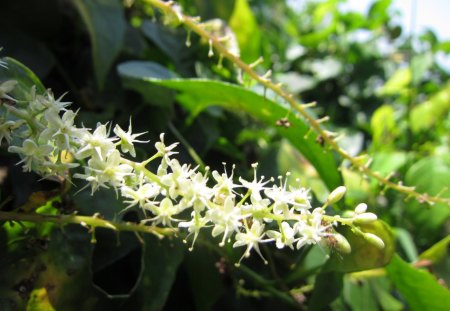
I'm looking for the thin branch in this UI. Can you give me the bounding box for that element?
[0,211,177,237]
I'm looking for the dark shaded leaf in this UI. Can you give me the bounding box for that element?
[121,236,184,311]
[71,0,126,88]
[308,271,344,311]
[185,248,225,311]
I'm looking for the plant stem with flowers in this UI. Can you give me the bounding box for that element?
[0,65,383,265]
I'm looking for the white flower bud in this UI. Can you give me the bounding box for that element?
[353,212,377,224]
[326,186,346,205]
[332,233,351,254]
[363,233,385,249]
[354,203,367,214]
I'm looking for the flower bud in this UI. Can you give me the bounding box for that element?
[353,212,377,224]
[354,203,367,214]
[326,186,346,205]
[332,233,351,254]
[363,233,385,249]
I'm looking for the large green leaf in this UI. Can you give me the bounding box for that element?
[386,254,450,311]
[71,0,126,88]
[419,235,450,264]
[117,61,342,191]
[229,0,261,62]
[0,220,97,311]
[185,248,225,311]
[410,83,450,133]
[121,236,184,311]
[343,277,378,311]
[325,220,395,273]
[308,271,344,311]
[404,157,450,243]
[0,57,45,98]
[192,0,236,20]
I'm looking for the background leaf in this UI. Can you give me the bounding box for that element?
[404,157,450,244]
[325,220,395,273]
[386,254,450,311]
[229,0,262,62]
[71,0,126,88]
[0,57,45,98]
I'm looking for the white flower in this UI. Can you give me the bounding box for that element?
[287,185,312,212]
[267,222,296,249]
[0,80,17,101]
[0,119,17,144]
[75,123,117,160]
[40,110,87,151]
[121,182,161,209]
[179,211,210,250]
[294,208,330,249]
[8,139,54,172]
[155,133,179,158]
[239,163,270,201]
[208,195,244,246]
[233,220,272,265]
[114,122,148,157]
[41,90,71,115]
[160,159,193,199]
[212,164,238,204]
[143,197,181,227]
[178,171,213,212]
[74,150,133,193]
[241,196,272,222]
[265,175,293,216]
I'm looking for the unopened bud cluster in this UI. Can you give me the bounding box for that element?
[0,69,383,265]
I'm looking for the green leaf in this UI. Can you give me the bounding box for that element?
[411,53,433,86]
[140,19,197,74]
[308,271,344,311]
[370,151,407,179]
[410,83,450,133]
[284,245,329,284]
[395,228,418,262]
[117,61,176,107]
[377,67,411,97]
[325,220,395,273]
[0,57,45,98]
[419,235,450,264]
[117,61,342,191]
[122,236,184,311]
[343,277,378,311]
[404,157,450,243]
[185,248,225,311]
[386,254,450,311]
[370,105,398,150]
[370,277,404,311]
[367,0,392,29]
[229,0,261,62]
[71,0,126,88]
[192,0,236,21]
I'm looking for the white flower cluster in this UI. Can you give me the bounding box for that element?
[0,78,382,265]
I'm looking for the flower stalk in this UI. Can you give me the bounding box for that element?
[0,55,383,265]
